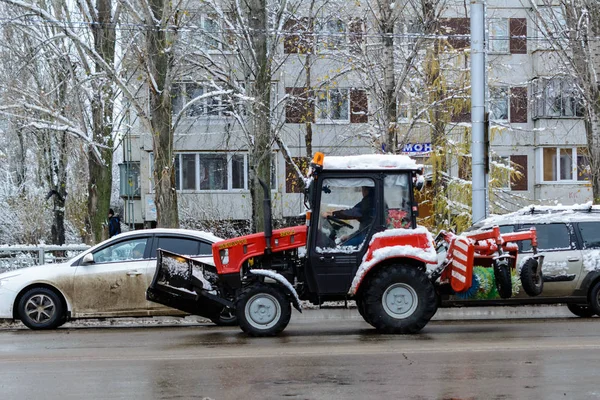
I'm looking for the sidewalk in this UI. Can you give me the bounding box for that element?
[0,304,579,330]
[293,304,576,322]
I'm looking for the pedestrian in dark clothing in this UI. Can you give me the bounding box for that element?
[108,209,121,237]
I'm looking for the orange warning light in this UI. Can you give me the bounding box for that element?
[312,152,324,167]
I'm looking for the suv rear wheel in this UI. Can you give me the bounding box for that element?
[589,281,600,317]
[567,303,595,318]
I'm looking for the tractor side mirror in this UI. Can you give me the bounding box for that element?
[414,173,425,191]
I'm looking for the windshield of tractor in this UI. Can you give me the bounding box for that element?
[383,173,412,229]
[317,177,376,253]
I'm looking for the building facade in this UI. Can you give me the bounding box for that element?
[121,0,592,227]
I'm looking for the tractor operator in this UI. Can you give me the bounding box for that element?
[323,186,375,247]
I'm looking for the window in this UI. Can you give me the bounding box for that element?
[285,157,309,193]
[232,154,245,189]
[316,88,349,122]
[578,222,600,249]
[510,155,528,191]
[491,155,511,189]
[521,223,572,252]
[172,82,229,118]
[532,78,584,119]
[536,7,567,50]
[398,90,418,121]
[317,177,376,252]
[199,154,227,190]
[541,147,590,182]
[439,18,470,49]
[489,19,509,53]
[172,153,246,191]
[397,21,422,53]
[316,18,347,51]
[286,87,367,124]
[93,238,149,263]
[489,87,509,121]
[155,237,201,256]
[489,86,528,123]
[384,174,412,229]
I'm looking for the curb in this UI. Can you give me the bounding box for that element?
[0,304,582,330]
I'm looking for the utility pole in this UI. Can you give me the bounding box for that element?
[470,0,487,223]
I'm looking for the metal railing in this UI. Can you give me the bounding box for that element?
[0,245,90,274]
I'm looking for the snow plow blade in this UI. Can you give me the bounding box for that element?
[146,249,233,319]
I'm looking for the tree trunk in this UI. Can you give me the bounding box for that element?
[246,0,271,233]
[380,4,398,153]
[303,3,315,159]
[85,0,117,243]
[146,0,178,228]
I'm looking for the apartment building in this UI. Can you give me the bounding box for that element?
[120,0,592,227]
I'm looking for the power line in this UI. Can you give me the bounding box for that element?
[0,17,598,41]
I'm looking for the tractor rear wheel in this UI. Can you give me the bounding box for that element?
[520,258,543,297]
[236,283,291,337]
[356,295,371,323]
[363,265,438,334]
[494,259,512,299]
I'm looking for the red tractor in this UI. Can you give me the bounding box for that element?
[147,152,544,336]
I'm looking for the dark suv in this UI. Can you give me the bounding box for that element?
[442,205,600,317]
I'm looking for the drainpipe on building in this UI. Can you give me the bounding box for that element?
[471,0,488,223]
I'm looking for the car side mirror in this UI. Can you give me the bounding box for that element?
[82,253,94,265]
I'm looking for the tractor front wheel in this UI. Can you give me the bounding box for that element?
[236,283,291,337]
[363,265,438,334]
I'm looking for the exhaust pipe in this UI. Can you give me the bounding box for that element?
[259,179,272,255]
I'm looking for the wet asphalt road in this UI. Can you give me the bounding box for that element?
[1,318,599,400]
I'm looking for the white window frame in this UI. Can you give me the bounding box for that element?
[173,82,228,119]
[489,86,509,122]
[149,152,280,193]
[489,18,509,54]
[316,18,348,52]
[532,78,584,119]
[538,147,590,184]
[315,88,350,124]
[535,7,568,51]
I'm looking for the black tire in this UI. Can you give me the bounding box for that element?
[589,281,600,316]
[363,265,438,334]
[494,259,512,299]
[209,307,239,326]
[236,283,291,337]
[567,303,595,318]
[356,295,371,323]
[520,258,543,297]
[18,287,66,330]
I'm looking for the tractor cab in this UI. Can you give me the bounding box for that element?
[303,152,423,295]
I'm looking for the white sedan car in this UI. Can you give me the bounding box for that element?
[0,229,225,330]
